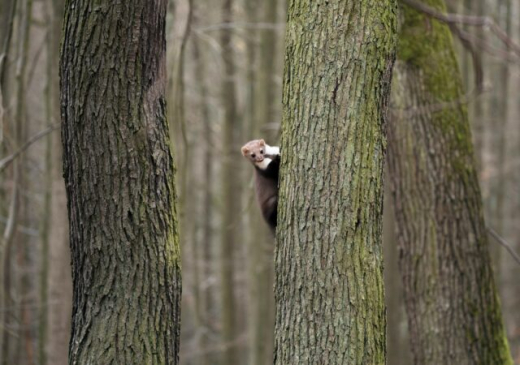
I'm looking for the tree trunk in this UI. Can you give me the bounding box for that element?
[488,0,511,269]
[192,31,214,365]
[256,0,279,141]
[44,1,71,365]
[219,0,240,363]
[47,144,71,365]
[383,183,411,365]
[471,0,485,171]
[39,2,55,364]
[501,0,520,360]
[274,0,397,363]
[0,0,17,360]
[386,1,513,364]
[247,1,278,364]
[4,0,34,362]
[60,1,182,364]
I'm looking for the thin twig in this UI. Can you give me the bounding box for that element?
[391,0,516,117]
[26,29,48,88]
[448,23,483,90]
[488,227,520,267]
[0,123,60,172]
[0,216,38,236]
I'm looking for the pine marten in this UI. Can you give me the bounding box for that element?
[241,139,280,233]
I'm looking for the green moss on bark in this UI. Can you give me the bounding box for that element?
[275,0,398,364]
[387,1,513,364]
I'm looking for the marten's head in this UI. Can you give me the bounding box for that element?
[241,139,270,169]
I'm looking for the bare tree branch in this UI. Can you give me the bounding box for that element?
[448,23,483,90]
[195,22,283,33]
[0,123,60,172]
[401,0,520,59]
[391,0,519,118]
[488,227,520,267]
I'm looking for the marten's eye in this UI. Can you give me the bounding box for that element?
[260,150,264,154]
[251,154,256,158]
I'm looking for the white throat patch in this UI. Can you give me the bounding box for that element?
[255,158,272,170]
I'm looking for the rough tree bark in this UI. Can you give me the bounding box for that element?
[386,1,513,364]
[60,1,182,364]
[275,0,397,363]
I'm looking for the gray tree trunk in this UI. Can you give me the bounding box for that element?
[247,1,279,364]
[41,1,72,364]
[219,0,240,363]
[383,184,411,365]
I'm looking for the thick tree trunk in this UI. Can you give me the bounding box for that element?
[60,1,182,364]
[386,1,512,364]
[274,0,397,363]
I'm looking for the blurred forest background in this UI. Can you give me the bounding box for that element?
[0,0,519,364]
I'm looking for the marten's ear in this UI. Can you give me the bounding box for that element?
[259,139,265,146]
[241,146,249,156]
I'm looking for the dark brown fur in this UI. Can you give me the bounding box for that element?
[241,140,280,233]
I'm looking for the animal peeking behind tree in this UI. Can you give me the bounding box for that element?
[241,139,280,233]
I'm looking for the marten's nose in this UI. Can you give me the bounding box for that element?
[256,156,264,163]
